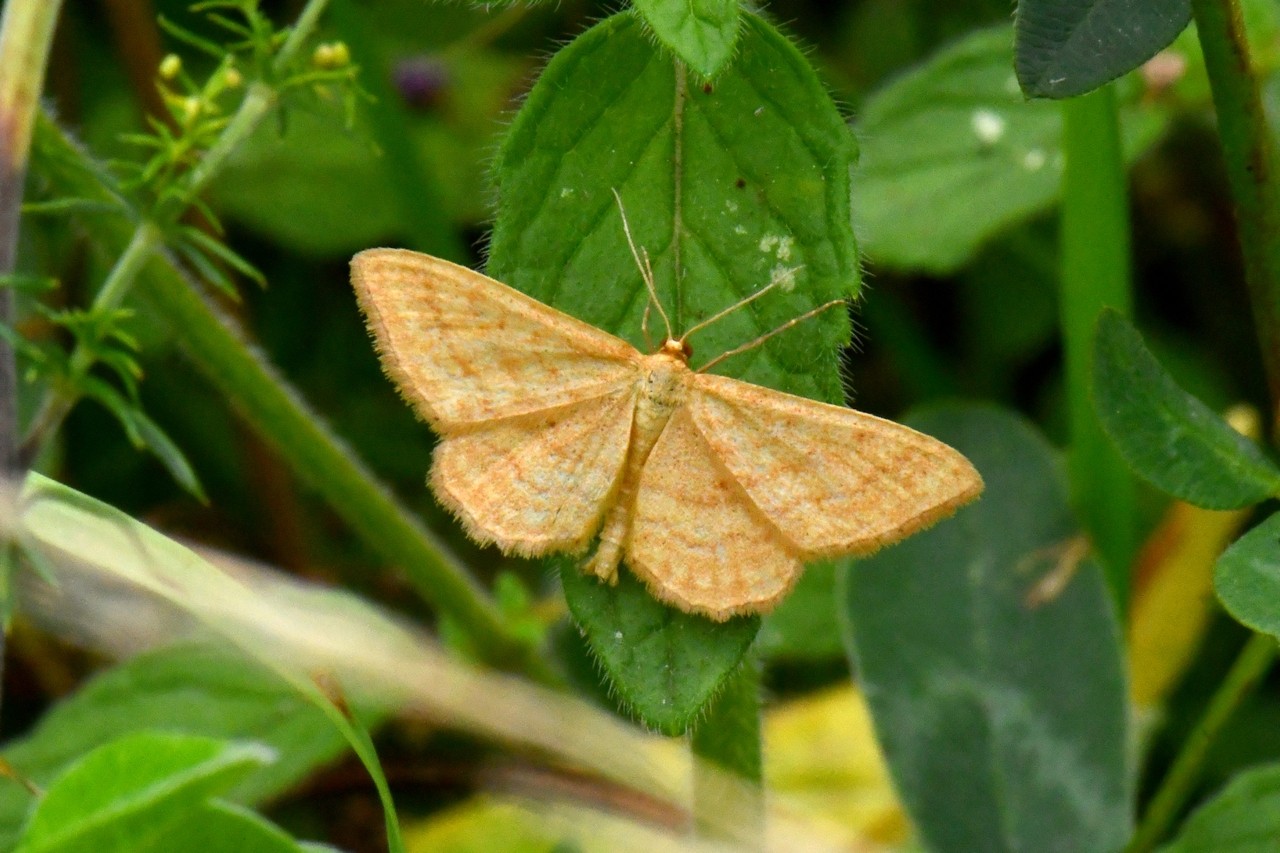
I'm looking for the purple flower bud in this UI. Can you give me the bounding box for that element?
[393,56,450,110]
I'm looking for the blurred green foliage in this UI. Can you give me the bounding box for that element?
[6,0,1280,849]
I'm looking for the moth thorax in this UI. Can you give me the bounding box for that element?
[638,352,690,417]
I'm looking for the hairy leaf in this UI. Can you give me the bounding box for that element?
[632,0,741,78]
[489,10,858,731]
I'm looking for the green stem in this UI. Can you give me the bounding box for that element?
[32,112,554,681]
[1059,86,1137,611]
[27,0,329,449]
[175,82,274,209]
[1191,0,1280,434]
[274,0,331,72]
[1126,632,1278,852]
[690,661,763,845]
[0,0,64,473]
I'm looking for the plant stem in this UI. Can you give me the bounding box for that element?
[1059,86,1137,611]
[690,661,763,846]
[1191,0,1280,435]
[24,0,321,452]
[0,0,63,473]
[31,112,554,682]
[1126,632,1277,852]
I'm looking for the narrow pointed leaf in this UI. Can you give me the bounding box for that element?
[1093,309,1280,509]
[841,405,1130,852]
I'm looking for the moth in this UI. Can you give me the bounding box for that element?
[351,238,982,621]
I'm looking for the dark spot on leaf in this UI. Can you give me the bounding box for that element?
[735,178,746,189]
[703,83,713,94]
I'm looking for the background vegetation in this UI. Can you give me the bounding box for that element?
[2,0,1280,850]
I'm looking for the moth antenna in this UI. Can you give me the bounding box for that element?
[641,300,654,350]
[680,265,804,345]
[612,188,673,342]
[697,298,846,374]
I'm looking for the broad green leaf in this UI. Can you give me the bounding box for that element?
[1160,763,1280,852]
[489,10,858,730]
[16,732,271,853]
[632,0,740,78]
[1093,309,1280,509]
[1015,0,1192,98]
[0,644,358,850]
[757,560,844,662]
[559,559,758,735]
[145,801,305,853]
[841,405,1130,852]
[1214,512,1280,639]
[853,25,1167,273]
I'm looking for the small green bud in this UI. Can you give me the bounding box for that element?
[159,54,182,80]
[181,96,201,123]
[223,66,243,89]
[312,42,350,70]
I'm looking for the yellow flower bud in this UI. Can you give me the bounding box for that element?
[223,67,243,89]
[159,54,182,80]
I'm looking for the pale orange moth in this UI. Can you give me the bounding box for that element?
[351,218,982,621]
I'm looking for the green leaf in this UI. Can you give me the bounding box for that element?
[631,0,740,78]
[757,560,844,662]
[852,25,1168,274]
[840,405,1130,852]
[0,644,362,851]
[559,559,758,735]
[145,801,306,853]
[1093,309,1280,509]
[79,379,209,500]
[1215,512,1280,639]
[1160,763,1280,852]
[1015,0,1192,99]
[488,10,857,727]
[16,732,272,853]
[127,407,210,502]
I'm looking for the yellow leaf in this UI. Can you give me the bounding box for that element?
[765,684,909,845]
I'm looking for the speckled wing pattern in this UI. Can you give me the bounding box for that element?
[628,373,983,619]
[351,249,640,428]
[351,248,642,554]
[629,406,798,620]
[689,373,983,557]
[431,389,637,555]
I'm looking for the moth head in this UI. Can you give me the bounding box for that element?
[659,338,693,362]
